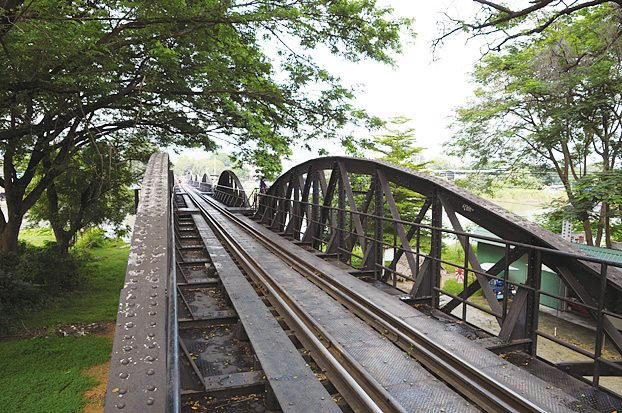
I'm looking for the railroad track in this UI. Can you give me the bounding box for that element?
[183,186,553,413]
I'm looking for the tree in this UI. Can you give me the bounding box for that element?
[29,141,150,253]
[173,152,251,180]
[369,117,427,223]
[451,4,622,246]
[437,0,622,52]
[0,0,411,252]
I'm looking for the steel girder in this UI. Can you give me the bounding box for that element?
[255,156,622,353]
[214,170,249,207]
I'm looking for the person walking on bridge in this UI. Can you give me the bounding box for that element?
[259,177,269,194]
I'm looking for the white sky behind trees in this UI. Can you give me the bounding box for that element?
[171,1,486,172]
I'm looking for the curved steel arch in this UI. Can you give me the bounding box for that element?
[256,156,622,353]
[214,170,249,207]
[199,173,214,194]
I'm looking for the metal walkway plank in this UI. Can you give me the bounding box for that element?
[190,212,341,413]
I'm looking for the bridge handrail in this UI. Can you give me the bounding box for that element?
[105,152,173,412]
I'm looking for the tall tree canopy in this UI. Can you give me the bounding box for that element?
[437,0,622,51]
[451,4,622,247]
[0,0,411,251]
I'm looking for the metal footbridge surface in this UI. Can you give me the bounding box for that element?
[104,153,622,412]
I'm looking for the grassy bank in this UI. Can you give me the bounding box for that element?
[1,230,129,413]
[0,335,112,413]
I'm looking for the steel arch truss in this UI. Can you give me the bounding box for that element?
[255,156,622,377]
[199,173,214,194]
[214,170,249,207]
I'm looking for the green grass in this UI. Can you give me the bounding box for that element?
[21,241,130,331]
[19,227,56,247]
[1,234,130,412]
[0,335,111,413]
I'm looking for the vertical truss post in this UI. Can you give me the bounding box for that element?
[429,190,443,307]
[372,172,384,278]
[334,172,346,259]
[527,249,542,355]
[305,171,321,247]
[500,248,542,345]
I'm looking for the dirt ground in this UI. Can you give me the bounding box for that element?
[81,323,115,413]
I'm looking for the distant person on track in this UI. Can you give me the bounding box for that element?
[259,177,269,194]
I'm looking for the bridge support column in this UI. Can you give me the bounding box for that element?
[499,249,542,353]
[427,191,443,306]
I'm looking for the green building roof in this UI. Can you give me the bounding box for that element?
[471,227,622,265]
[575,244,622,265]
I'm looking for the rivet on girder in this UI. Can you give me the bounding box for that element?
[119,372,129,379]
[146,397,155,406]
[147,369,155,376]
[116,402,125,409]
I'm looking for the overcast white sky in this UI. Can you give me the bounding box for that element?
[171,1,486,170]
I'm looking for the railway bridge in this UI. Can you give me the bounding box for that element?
[104,152,622,412]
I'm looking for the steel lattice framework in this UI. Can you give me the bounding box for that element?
[213,170,249,207]
[247,156,622,377]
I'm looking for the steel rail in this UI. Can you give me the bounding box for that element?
[169,187,181,413]
[184,188,402,413]
[194,189,549,413]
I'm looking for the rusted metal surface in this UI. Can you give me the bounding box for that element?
[201,190,605,412]
[188,205,342,413]
[214,170,249,207]
[105,152,172,412]
[253,155,622,394]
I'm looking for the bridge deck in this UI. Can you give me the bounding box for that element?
[194,194,479,412]
[250,216,614,411]
[202,192,614,412]
[187,197,341,413]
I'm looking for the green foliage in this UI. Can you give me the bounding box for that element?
[0,243,88,331]
[0,335,111,413]
[368,117,427,169]
[0,1,412,252]
[450,4,622,245]
[18,227,55,247]
[75,228,108,250]
[28,143,143,251]
[19,242,130,331]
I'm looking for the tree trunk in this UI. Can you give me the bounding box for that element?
[0,216,22,252]
[595,202,607,247]
[581,213,594,246]
[604,203,612,249]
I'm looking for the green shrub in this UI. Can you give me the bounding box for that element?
[0,243,88,332]
[75,228,107,249]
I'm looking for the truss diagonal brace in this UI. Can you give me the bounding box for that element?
[439,195,503,321]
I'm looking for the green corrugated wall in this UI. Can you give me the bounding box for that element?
[476,242,565,310]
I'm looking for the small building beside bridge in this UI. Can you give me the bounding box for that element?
[473,227,622,311]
